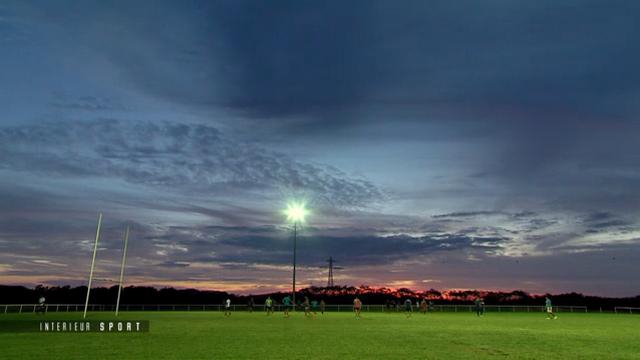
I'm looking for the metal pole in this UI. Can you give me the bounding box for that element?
[292,222,297,309]
[83,213,103,319]
[115,226,130,316]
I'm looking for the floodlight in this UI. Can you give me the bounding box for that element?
[285,202,308,223]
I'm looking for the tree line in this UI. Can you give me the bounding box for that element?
[1,285,638,311]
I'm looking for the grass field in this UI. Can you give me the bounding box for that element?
[1,311,639,359]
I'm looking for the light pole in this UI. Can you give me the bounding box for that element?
[292,220,297,306]
[285,202,308,308]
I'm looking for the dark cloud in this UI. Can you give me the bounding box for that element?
[578,211,634,234]
[199,2,637,124]
[77,221,510,269]
[216,233,506,266]
[433,211,509,219]
[584,212,615,222]
[13,1,638,121]
[590,220,630,230]
[432,211,554,233]
[156,261,191,268]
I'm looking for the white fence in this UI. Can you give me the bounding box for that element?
[1,303,588,314]
[614,307,640,314]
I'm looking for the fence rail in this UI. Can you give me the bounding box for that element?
[614,307,640,314]
[1,303,588,314]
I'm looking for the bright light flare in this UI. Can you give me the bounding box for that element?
[285,202,308,223]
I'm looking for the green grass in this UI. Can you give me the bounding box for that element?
[1,311,638,359]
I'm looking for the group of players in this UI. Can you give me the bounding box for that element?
[34,293,559,319]
[224,295,327,318]
[223,295,559,319]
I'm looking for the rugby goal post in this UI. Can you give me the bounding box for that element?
[83,214,131,318]
[83,213,103,319]
[115,226,130,316]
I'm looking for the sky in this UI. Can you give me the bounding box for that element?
[1,0,639,297]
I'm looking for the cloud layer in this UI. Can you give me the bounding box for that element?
[0,120,382,207]
[1,1,639,296]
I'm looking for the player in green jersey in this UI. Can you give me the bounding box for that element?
[545,296,558,319]
[475,297,485,316]
[282,295,293,317]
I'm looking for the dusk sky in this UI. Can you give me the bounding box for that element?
[1,1,639,296]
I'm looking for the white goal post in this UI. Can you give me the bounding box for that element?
[82,213,131,318]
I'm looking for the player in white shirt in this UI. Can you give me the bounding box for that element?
[224,298,232,316]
